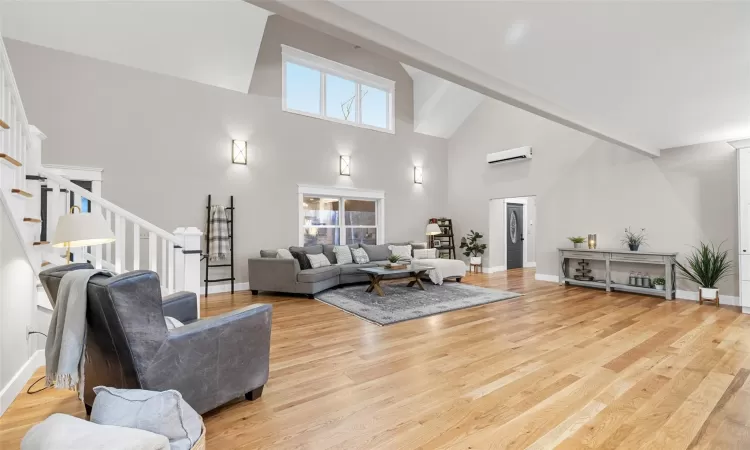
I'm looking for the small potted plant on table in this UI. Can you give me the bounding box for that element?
[674,242,731,306]
[622,227,647,251]
[652,277,666,291]
[568,236,586,249]
[460,230,487,265]
[386,255,407,270]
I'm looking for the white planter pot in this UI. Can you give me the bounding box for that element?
[654,284,665,291]
[700,287,718,299]
[470,257,482,265]
[573,242,582,249]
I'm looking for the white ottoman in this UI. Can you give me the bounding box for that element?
[413,258,467,285]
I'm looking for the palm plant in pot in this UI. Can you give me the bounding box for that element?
[568,236,586,249]
[674,242,731,303]
[621,227,647,251]
[460,230,487,265]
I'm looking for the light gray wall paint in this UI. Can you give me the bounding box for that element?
[7,16,449,285]
[448,99,738,295]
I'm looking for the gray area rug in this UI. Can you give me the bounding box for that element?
[315,282,522,326]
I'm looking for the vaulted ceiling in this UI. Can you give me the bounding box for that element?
[0,1,270,93]
[258,0,750,155]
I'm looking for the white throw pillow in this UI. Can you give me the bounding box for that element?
[388,245,413,262]
[333,245,353,265]
[90,387,202,450]
[413,248,437,260]
[307,253,331,269]
[164,316,184,330]
[276,248,293,260]
[351,247,370,264]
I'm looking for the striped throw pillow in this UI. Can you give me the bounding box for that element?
[333,245,353,265]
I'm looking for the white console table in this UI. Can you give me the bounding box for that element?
[558,248,677,300]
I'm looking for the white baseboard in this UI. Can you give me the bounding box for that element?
[483,266,506,274]
[524,262,537,268]
[675,289,740,307]
[201,282,249,295]
[0,350,44,416]
[535,273,560,283]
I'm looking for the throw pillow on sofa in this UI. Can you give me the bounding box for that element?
[307,253,331,269]
[333,245,353,265]
[276,248,293,259]
[413,248,437,260]
[290,251,312,270]
[90,387,202,450]
[351,247,370,264]
[389,244,413,262]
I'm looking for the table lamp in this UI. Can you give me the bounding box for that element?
[425,223,441,236]
[53,206,116,263]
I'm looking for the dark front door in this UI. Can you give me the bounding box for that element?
[507,203,524,270]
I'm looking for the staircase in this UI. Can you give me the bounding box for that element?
[0,30,202,414]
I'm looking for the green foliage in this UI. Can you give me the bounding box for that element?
[387,254,403,264]
[568,236,586,244]
[460,230,487,258]
[652,277,666,285]
[621,227,647,247]
[674,242,732,289]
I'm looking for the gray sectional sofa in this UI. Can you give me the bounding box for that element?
[248,243,440,298]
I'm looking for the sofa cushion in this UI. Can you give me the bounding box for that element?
[338,262,377,275]
[323,244,360,264]
[260,249,278,258]
[290,244,323,255]
[307,253,331,269]
[277,248,294,259]
[351,247,370,264]
[410,242,428,253]
[361,244,389,261]
[297,266,340,283]
[333,245,353,265]
[290,251,312,270]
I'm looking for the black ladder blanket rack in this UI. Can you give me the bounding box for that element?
[203,195,235,297]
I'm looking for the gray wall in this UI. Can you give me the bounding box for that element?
[7,15,449,285]
[448,99,738,295]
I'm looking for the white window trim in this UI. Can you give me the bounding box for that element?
[298,184,385,246]
[282,45,396,135]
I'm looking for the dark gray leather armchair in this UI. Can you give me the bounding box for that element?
[39,263,272,415]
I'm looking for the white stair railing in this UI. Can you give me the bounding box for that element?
[38,170,203,303]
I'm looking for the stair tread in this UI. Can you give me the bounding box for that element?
[11,188,32,198]
[23,217,42,223]
[0,153,21,167]
[33,241,50,246]
[0,119,8,130]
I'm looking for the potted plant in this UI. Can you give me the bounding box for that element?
[460,230,487,265]
[674,242,731,302]
[386,254,406,269]
[621,227,647,251]
[652,277,665,291]
[568,236,586,249]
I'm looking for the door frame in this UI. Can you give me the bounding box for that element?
[488,196,534,273]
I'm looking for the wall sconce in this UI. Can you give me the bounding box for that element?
[588,234,597,249]
[340,155,351,176]
[232,140,247,165]
[414,166,423,184]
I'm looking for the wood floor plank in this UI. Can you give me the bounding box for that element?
[2,268,750,449]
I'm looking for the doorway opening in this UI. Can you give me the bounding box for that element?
[488,196,536,273]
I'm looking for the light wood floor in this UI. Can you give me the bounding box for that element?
[2,269,750,449]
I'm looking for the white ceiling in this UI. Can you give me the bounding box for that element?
[0,1,270,93]
[326,1,750,151]
[402,64,485,139]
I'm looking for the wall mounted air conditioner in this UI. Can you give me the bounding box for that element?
[487,146,532,164]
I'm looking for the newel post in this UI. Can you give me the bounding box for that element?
[173,227,203,318]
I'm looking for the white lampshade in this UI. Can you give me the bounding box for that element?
[52,212,116,248]
[425,223,442,236]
